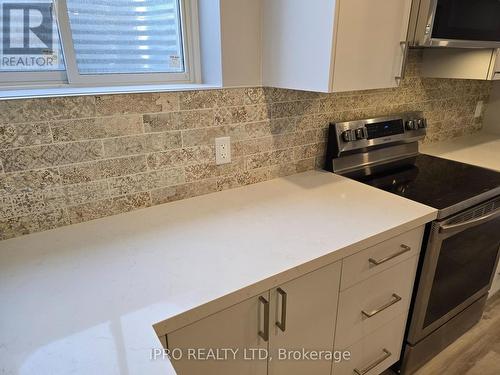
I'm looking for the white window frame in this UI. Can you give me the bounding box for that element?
[0,0,201,89]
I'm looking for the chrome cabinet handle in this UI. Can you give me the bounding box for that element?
[276,288,287,332]
[395,41,409,82]
[353,349,392,375]
[369,244,411,266]
[258,296,270,342]
[362,294,402,318]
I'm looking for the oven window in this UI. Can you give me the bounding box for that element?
[424,217,500,328]
[432,0,500,42]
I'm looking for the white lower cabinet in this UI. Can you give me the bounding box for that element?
[335,256,419,349]
[333,314,408,375]
[268,261,341,375]
[165,226,425,375]
[167,292,270,375]
[167,261,341,375]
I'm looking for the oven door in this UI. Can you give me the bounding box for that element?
[407,197,500,345]
[412,0,500,48]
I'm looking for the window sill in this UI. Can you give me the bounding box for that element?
[0,83,222,100]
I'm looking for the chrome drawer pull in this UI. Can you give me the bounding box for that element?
[258,296,269,342]
[353,348,391,375]
[361,293,402,318]
[276,288,287,332]
[368,244,411,266]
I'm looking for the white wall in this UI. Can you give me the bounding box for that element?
[483,81,500,134]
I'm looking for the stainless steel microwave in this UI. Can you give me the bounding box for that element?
[408,0,500,48]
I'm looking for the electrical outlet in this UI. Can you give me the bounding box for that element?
[474,101,483,118]
[215,137,231,165]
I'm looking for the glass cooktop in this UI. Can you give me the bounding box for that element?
[350,154,500,218]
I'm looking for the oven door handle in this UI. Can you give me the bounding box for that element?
[439,208,500,234]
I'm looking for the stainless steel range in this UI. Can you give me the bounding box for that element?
[324,113,500,374]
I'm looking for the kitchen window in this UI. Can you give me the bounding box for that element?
[0,0,200,89]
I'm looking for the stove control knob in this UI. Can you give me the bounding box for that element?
[341,129,356,142]
[355,127,367,140]
[405,120,416,130]
[417,118,427,128]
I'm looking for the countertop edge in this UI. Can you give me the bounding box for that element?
[153,210,437,337]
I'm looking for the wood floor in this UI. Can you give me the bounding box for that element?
[413,292,500,375]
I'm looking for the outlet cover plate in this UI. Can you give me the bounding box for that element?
[215,137,231,165]
[474,101,483,118]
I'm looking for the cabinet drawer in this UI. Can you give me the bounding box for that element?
[335,256,418,349]
[341,226,424,290]
[333,313,407,375]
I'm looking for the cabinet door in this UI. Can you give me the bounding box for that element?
[268,261,342,375]
[167,293,269,375]
[332,0,413,92]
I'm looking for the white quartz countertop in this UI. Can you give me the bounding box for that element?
[421,132,500,171]
[0,171,437,375]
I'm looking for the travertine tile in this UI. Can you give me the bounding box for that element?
[49,180,110,206]
[272,100,320,118]
[263,87,300,103]
[184,158,245,182]
[245,149,294,170]
[95,94,162,116]
[270,118,297,134]
[0,168,61,196]
[0,208,68,240]
[295,158,316,173]
[227,121,272,142]
[10,180,109,216]
[179,109,215,129]
[244,87,267,105]
[1,140,104,172]
[59,155,148,184]
[179,90,216,110]
[0,52,494,240]
[232,134,296,157]
[146,146,214,170]
[214,104,269,125]
[294,143,326,160]
[295,129,328,146]
[10,192,56,217]
[216,167,273,191]
[214,89,246,107]
[143,113,180,133]
[50,118,103,142]
[0,196,14,218]
[108,168,185,196]
[68,191,150,224]
[97,115,144,138]
[0,122,52,149]
[156,92,180,112]
[181,126,227,147]
[150,179,217,205]
[0,96,95,124]
[103,132,181,157]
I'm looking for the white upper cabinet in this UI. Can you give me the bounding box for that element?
[262,0,413,93]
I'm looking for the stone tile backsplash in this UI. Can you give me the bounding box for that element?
[0,51,493,240]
